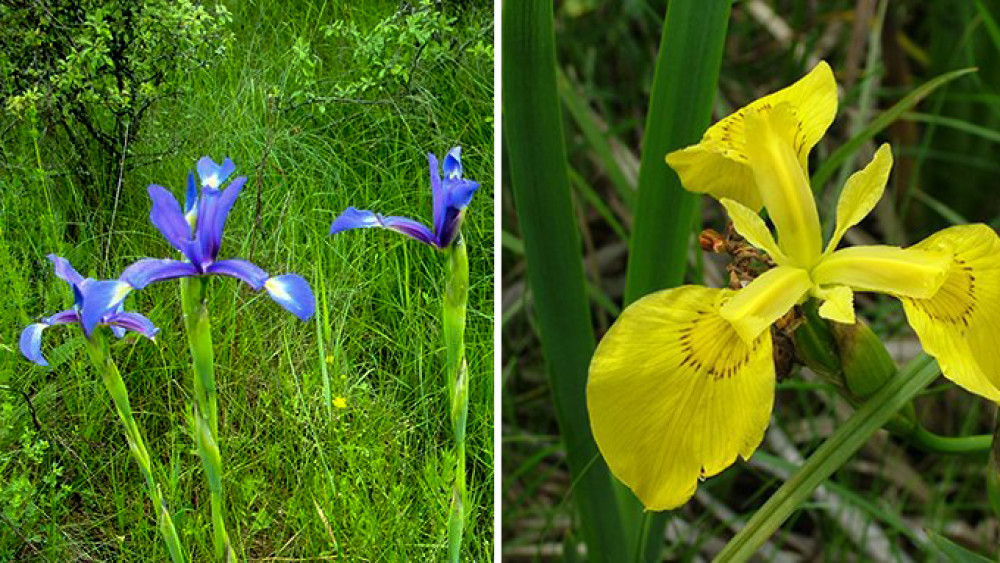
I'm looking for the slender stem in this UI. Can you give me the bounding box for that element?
[444,235,469,563]
[85,334,186,563]
[179,277,235,561]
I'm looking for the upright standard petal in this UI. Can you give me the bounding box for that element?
[901,225,1000,402]
[148,185,192,252]
[811,245,950,299]
[329,207,438,246]
[743,104,823,266]
[20,323,50,366]
[719,266,812,343]
[106,312,160,340]
[666,61,836,210]
[826,144,893,254]
[47,254,84,286]
[198,175,246,261]
[185,171,199,226]
[587,286,775,510]
[442,146,463,180]
[264,274,316,320]
[120,258,200,289]
[80,280,134,336]
[206,259,269,290]
[197,156,236,189]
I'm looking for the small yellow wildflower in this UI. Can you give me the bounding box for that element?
[333,396,347,409]
[588,61,1000,511]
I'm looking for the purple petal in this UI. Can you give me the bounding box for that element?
[148,185,191,252]
[443,146,463,180]
[197,156,236,189]
[197,176,246,261]
[80,280,133,337]
[20,323,49,366]
[185,171,198,216]
[47,254,84,287]
[429,153,447,241]
[434,178,479,247]
[43,309,80,326]
[111,325,127,339]
[206,259,269,290]
[329,207,438,246]
[120,258,199,289]
[264,274,315,320]
[106,312,160,340]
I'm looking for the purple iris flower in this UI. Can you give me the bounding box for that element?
[81,157,315,334]
[329,146,479,248]
[20,255,159,367]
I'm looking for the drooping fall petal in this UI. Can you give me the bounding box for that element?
[587,286,775,510]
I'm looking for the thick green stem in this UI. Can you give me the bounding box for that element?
[444,236,469,563]
[179,277,235,561]
[85,335,186,563]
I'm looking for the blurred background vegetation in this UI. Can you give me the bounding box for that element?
[1,0,493,559]
[502,0,1000,559]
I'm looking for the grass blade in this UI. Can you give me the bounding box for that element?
[503,1,628,559]
[623,0,732,303]
[715,354,941,562]
[620,1,732,558]
[810,67,977,192]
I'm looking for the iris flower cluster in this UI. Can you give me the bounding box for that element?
[587,62,1000,510]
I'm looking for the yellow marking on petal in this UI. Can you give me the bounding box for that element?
[901,225,1000,402]
[264,278,290,300]
[112,281,133,303]
[665,61,836,210]
[814,285,856,324]
[720,266,812,343]
[743,105,823,266]
[826,144,893,254]
[203,174,220,189]
[587,286,774,510]
[719,198,790,265]
[811,245,950,299]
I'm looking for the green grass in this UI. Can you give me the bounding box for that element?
[0,1,493,560]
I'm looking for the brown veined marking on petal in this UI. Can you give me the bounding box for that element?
[903,257,976,328]
[677,303,762,382]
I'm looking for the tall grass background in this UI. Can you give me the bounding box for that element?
[0,1,493,560]
[502,0,1000,559]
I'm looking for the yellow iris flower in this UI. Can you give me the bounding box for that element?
[587,61,1000,511]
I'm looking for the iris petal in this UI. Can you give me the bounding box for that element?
[106,311,160,339]
[80,280,133,336]
[329,207,438,246]
[120,258,199,289]
[587,286,775,510]
[430,152,447,238]
[719,265,812,343]
[826,144,893,254]
[200,175,246,261]
[264,274,316,320]
[811,245,950,299]
[901,225,1000,402]
[815,285,856,324]
[197,156,236,189]
[442,146,463,179]
[666,61,836,210]
[206,259,269,290]
[20,323,49,366]
[46,254,84,287]
[148,185,191,252]
[44,309,80,325]
[719,198,790,265]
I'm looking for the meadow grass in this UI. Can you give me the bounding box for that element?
[1,0,493,560]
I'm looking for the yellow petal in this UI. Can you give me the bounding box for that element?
[666,144,763,211]
[743,104,823,266]
[826,144,893,254]
[719,198,790,265]
[811,245,950,299]
[587,286,775,510]
[720,266,812,342]
[814,285,856,324]
[665,61,837,210]
[901,225,1000,402]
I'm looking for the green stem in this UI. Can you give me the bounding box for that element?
[444,235,469,563]
[907,426,992,454]
[179,277,235,561]
[85,334,186,563]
